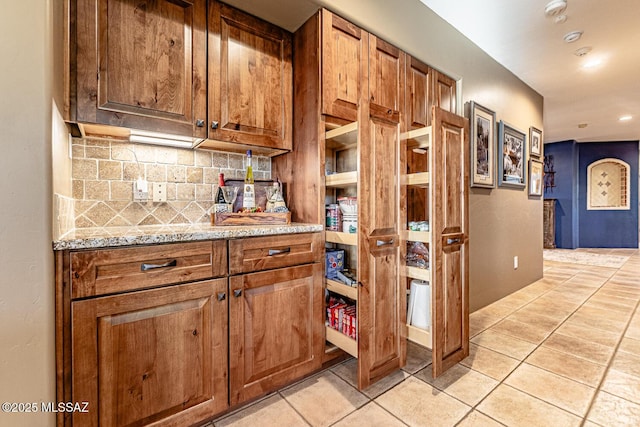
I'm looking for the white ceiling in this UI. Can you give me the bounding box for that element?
[224,0,640,144]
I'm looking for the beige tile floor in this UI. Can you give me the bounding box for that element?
[205,248,640,427]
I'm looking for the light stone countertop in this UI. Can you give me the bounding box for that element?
[53,223,324,251]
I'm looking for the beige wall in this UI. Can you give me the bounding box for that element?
[0,0,57,425]
[319,0,544,311]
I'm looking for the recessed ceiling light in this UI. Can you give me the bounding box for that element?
[582,58,603,69]
[545,0,568,17]
[564,30,583,43]
[578,123,588,128]
[574,46,592,57]
[619,115,632,121]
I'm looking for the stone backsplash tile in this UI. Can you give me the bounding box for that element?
[53,193,75,239]
[71,138,271,226]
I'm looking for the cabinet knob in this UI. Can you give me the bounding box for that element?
[233,289,242,298]
[211,121,219,130]
[217,292,226,301]
[196,119,205,127]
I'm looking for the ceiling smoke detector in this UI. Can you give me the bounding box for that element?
[554,14,567,24]
[564,30,583,43]
[574,46,592,57]
[545,0,568,17]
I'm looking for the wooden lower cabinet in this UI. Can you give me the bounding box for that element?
[228,263,323,405]
[71,279,228,427]
[57,235,323,426]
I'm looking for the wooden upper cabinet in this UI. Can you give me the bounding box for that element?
[73,0,208,138]
[405,56,432,129]
[433,70,457,114]
[321,10,366,123]
[208,2,293,151]
[368,35,403,123]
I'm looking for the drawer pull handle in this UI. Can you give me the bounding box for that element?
[233,289,242,298]
[376,238,394,247]
[446,238,461,245]
[141,259,177,271]
[268,247,291,256]
[217,292,226,301]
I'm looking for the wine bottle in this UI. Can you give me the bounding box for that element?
[242,150,255,209]
[214,173,227,212]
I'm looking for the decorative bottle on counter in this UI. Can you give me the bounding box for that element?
[242,150,255,209]
[214,173,228,213]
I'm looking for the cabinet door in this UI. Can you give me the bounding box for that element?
[433,70,457,114]
[406,56,432,129]
[71,279,228,426]
[229,263,323,405]
[74,0,207,138]
[431,106,469,377]
[208,2,292,151]
[321,9,366,122]
[357,114,404,389]
[368,35,402,123]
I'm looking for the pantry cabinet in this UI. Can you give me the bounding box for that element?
[71,0,208,138]
[321,9,366,123]
[400,107,469,378]
[273,8,468,388]
[433,70,458,114]
[206,1,293,153]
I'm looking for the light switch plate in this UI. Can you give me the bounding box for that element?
[153,182,167,202]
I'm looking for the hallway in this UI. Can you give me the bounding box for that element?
[209,249,640,426]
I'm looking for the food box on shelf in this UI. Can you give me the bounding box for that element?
[325,249,345,279]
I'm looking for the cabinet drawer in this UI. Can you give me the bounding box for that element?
[70,241,227,299]
[229,233,321,275]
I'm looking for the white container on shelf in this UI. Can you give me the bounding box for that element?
[342,213,357,233]
[407,279,430,329]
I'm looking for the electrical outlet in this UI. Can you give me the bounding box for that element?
[153,182,167,202]
[134,179,148,201]
[514,256,519,269]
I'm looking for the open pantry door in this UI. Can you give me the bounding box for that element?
[430,106,470,378]
[357,117,404,390]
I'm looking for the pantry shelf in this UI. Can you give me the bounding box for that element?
[401,126,431,149]
[402,230,431,243]
[406,324,432,348]
[325,326,358,358]
[404,265,430,281]
[402,172,430,187]
[326,171,357,188]
[325,121,358,150]
[326,231,358,246]
[326,278,358,301]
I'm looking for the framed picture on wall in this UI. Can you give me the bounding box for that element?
[529,159,543,196]
[468,101,496,188]
[498,121,527,188]
[529,126,542,157]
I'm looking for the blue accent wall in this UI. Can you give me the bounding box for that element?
[546,140,639,248]
[544,141,578,248]
[578,141,638,248]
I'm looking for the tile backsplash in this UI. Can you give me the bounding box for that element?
[71,138,271,227]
